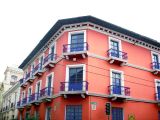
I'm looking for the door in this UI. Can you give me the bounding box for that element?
[47,75,52,96]
[69,67,83,91]
[39,56,43,70]
[112,107,123,120]
[70,33,84,52]
[66,105,82,120]
[110,40,120,58]
[28,88,32,102]
[157,82,160,100]
[31,64,34,77]
[158,111,160,120]
[112,72,121,95]
[153,54,159,69]
[50,45,55,61]
[46,107,51,120]
[36,82,41,100]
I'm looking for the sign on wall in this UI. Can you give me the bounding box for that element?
[91,102,97,110]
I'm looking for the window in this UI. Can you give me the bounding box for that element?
[112,107,123,120]
[35,110,40,120]
[152,52,160,69]
[109,37,122,58]
[28,87,32,102]
[66,105,82,120]
[45,107,51,120]
[66,64,86,91]
[36,81,41,100]
[155,80,160,100]
[39,55,44,70]
[11,75,18,81]
[110,69,124,95]
[46,73,54,96]
[68,30,86,52]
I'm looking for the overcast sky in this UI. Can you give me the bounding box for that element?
[0,0,160,81]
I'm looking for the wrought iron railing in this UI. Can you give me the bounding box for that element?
[60,81,88,91]
[151,62,160,70]
[108,85,130,96]
[107,48,128,60]
[43,53,57,65]
[34,63,43,74]
[29,93,40,102]
[63,42,88,53]
[19,78,24,85]
[40,87,53,98]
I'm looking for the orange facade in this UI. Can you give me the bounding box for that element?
[17,16,160,120]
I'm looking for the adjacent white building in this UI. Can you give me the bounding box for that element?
[0,66,23,120]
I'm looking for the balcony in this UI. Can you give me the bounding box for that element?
[28,93,41,105]
[33,63,44,77]
[151,62,160,75]
[107,49,128,66]
[108,85,130,101]
[39,87,53,102]
[25,71,35,83]
[19,78,27,88]
[43,53,57,69]
[63,42,88,60]
[60,81,88,98]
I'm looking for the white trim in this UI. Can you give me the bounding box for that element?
[110,69,124,95]
[68,30,86,52]
[65,64,86,91]
[45,72,54,88]
[151,51,160,63]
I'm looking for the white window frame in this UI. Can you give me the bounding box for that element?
[68,30,86,52]
[151,51,160,63]
[110,69,124,95]
[65,64,86,91]
[155,79,160,100]
[45,72,54,88]
[49,42,56,54]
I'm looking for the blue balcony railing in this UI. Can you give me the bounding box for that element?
[40,87,53,98]
[63,42,88,53]
[22,97,27,105]
[151,62,160,70]
[60,81,88,92]
[25,71,34,81]
[19,78,24,85]
[17,101,21,107]
[108,85,130,96]
[29,93,40,102]
[156,93,160,100]
[43,53,57,65]
[107,48,128,60]
[34,63,43,75]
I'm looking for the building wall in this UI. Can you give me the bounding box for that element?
[18,28,160,120]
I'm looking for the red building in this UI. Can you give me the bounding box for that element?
[17,16,160,120]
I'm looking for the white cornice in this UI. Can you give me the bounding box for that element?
[22,22,160,70]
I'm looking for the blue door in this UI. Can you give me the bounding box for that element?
[70,33,84,52]
[66,105,82,120]
[112,107,123,120]
[112,72,121,95]
[69,67,83,91]
[110,40,120,58]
